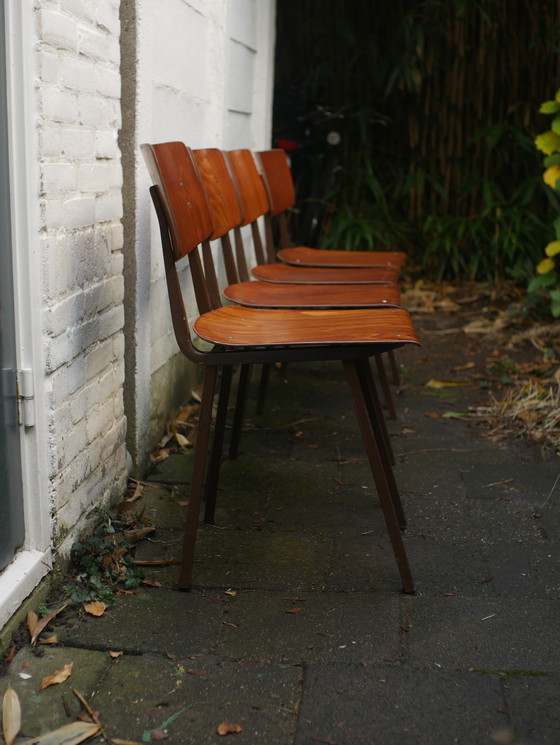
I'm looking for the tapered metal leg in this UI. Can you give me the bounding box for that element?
[387,350,400,386]
[178,365,218,590]
[204,365,233,523]
[256,363,271,415]
[229,364,252,460]
[359,358,405,527]
[375,355,397,420]
[343,359,414,594]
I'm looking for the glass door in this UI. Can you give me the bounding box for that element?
[0,0,24,571]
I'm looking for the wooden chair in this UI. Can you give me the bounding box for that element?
[193,147,401,452]
[141,141,420,593]
[225,148,402,404]
[256,148,407,271]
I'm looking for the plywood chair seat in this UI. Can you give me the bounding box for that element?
[194,305,417,348]
[278,245,406,269]
[141,140,420,594]
[251,262,399,284]
[222,280,400,308]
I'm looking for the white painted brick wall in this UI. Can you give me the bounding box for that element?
[36,0,127,556]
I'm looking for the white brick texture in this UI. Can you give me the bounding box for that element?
[36,0,126,560]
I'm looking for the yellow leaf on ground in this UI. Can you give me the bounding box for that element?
[175,432,191,447]
[28,721,100,745]
[39,663,73,691]
[108,650,123,658]
[217,722,243,736]
[83,601,106,617]
[2,684,21,745]
[426,379,473,389]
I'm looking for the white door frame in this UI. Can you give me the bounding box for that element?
[0,1,51,631]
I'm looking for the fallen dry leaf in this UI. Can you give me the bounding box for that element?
[123,526,155,543]
[30,603,70,646]
[27,611,39,639]
[20,720,101,745]
[285,607,302,614]
[108,650,123,658]
[141,579,162,588]
[2,684,21,745]
[151,449,170,464]
[174,431,191,448]
[217,722,243,736]
[426,379,473,389]
[39,635,59,645]
[83,601,106,617]
[39,662,73,691]
[77,710,101,724]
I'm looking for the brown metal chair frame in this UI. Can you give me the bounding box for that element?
[141,140,419,593]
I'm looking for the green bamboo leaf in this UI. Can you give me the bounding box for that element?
[539,100,560,114]
[552,117,560,136]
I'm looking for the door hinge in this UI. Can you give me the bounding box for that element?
[16,368,35,427]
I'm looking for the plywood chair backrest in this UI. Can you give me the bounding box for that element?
[193,148,243,240]
[227,149,270,225]
[140,141,213,261]
[256,148,296,217]
[226,149,277,267]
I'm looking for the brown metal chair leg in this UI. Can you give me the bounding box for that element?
[229,364,252,460]
[375,355,397,420]
[256,363,271,415]
[388,350,400,386]
[359,358,405,528]
[343,359,414,594]
[204,365,233,523]
[178,365,219,590]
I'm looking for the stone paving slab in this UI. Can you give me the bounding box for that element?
[94,653,302,744]
[3,314,560,743]
[503,673,560,744]
[52,589,229,657]
[215,591,403,665]
[403,596,560,672]
[482,543,560,598]
[461,461,560,502]
[295,666,507,745]
[0,646,110,736]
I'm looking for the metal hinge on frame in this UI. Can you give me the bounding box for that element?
[16,368,35,427]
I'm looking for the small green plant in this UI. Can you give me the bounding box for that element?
[64,507,144,606]
[531,90,560,317]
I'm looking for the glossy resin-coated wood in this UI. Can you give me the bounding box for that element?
[278,245,407,269]
[194,306,419,348]
[141,142,213,261]
[252,263,400,284]
[193,148,243,239]
[226,149,270,225]
[222,280,401,308]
